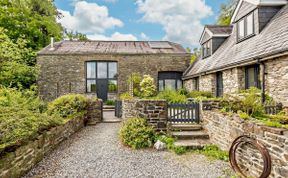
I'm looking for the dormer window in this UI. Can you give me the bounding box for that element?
[202,40,211,58]
[237,12,254,42]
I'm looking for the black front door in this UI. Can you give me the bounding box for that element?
[97,79,108,101]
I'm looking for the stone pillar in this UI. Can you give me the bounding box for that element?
[86,98,103,125]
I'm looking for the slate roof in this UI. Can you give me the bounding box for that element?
[184,4,288,79]
[206,25,233,35]
[38,41,188,55]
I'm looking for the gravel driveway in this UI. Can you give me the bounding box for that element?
[24,123,233,178]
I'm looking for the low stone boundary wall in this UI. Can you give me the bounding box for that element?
[122,99,168,131]
[202,110,288,177]
[0,116,85,178]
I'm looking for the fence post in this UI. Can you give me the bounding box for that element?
[195,102,200,123]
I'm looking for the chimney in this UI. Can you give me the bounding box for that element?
[49,37,55,51]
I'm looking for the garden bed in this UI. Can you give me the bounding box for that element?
[0,88,102,178]
[0,115,85,178]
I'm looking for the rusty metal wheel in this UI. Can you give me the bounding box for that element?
[229,135,271,178]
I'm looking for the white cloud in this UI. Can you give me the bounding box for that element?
[87,32,138,41]
[58,1,123,34]
[140,32,150,40]
[136,0,213,46]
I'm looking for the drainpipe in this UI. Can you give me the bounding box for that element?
[260,62,266,105]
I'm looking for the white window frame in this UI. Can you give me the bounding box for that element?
[237,12,255,42]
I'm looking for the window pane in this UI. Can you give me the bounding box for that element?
[238,19,245,39]
[247,13,254,36]
[87,80,96,92]
[86,62,96,78]
[108,62,117,78]
[97,62,107,79]
[177,80,182,89]
[158,80,164,91]
[165,79,176,90]
[247,67,255,88]
[193,78,199,90]
[207,41,211,56]
[108,80,117,93]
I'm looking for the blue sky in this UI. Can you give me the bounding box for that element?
[55,0,228,48]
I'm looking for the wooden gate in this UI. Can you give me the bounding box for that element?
[168,102,200,123]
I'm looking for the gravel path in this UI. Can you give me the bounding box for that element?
[24,123,233,178]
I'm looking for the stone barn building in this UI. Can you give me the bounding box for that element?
[183,0,288,107]
[37,41,190,101]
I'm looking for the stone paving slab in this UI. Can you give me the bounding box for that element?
[24,123,233,178]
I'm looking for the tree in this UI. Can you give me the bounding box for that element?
[217,0,238,25]
[64,30,88,41]
[190,48,201,64]
[0,28,38,88]
[0,0,63,89]
[187,47,201,64]
[0,28,35,65]
[0,0,63,50]
[127,73,142,97]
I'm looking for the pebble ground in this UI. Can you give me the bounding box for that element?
[24,123,233,178]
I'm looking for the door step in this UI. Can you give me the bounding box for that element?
[174,139,210,149]
[170,124,202,131]
[171,131,209,140]
[102,120,121,123]
[103,109,115,112]
[103,105,115,110]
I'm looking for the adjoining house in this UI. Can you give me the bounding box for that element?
[183,0,288,107]
[37,41,190,101]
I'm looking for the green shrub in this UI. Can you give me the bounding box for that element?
[120,92,134,100]
[196,144,229,161]
[240,87,264,117]
[140,75,157,98]
[105,100,115,106]
[47,94,88,118]
[238,111,250,120]
[156,135,188,155]
[119,118,156,149]
[156,90,187,103]
[173,146,187,155]
[0,87,63,155]
[0,86,46,113]
[187,91,213,99]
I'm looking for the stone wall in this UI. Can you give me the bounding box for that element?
[122,99,168,131]
[202,110,288,178]
[183,79,193,92]
[37,54,190,101]
[199,74,215,93]
[265,55,288,107]
[0,116,85,178]
[222,67,245,94]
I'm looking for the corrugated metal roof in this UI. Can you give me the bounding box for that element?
[184,4,288,78]
[38,41,188,55]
